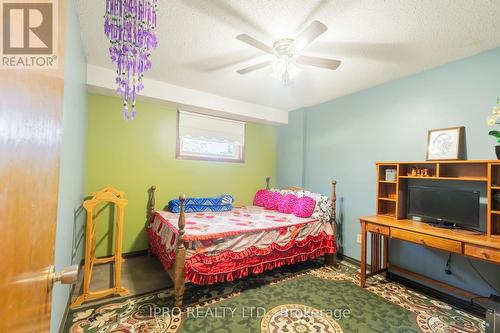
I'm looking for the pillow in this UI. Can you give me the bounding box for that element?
[272,188,332,222]
[264,191,283,210]
[293,196,316,218]
[310,194,333,222]
[278,193,298,214]
[253,189,269,207]
[169,195,234,209]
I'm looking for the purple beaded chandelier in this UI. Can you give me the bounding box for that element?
[104,0,158,120]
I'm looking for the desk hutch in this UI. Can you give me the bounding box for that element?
[360,160,500,289]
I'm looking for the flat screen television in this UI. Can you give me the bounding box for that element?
[407,186,480,229]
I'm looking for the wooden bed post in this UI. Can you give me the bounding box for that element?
[325,180,338,267]
[147,186,156,221]
[331,180,337,224]
[149,180,338,308]
[147,187,187,308]
[172,195,187,309]
[146,186,156,256]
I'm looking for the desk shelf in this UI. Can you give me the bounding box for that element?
[398,163,437,178]
[375,160,500,237]
[377,213,396,218]
[490,164,500,237]
[378,197,396,202]
[376,164,399,218]
[398,176,487,182]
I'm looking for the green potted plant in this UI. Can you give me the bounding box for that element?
[487,97,500,159]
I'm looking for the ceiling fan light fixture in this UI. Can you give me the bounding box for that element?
[270,56,298,86]
[235,21,340,85]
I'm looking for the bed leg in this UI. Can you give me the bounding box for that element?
[324,253,336,266]
[172,248,186,309]
[174,279,185,309]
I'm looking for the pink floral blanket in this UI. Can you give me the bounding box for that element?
[147,206,336,284]
[153,206,323,241]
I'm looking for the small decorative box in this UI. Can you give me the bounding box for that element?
[385,169,397,181]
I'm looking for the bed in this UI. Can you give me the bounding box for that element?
[146,179,338,308]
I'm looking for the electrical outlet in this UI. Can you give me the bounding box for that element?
[356,234,362,243]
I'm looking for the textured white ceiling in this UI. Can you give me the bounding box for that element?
[75,0,500,111]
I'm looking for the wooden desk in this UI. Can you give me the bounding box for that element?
[359,215,500,288]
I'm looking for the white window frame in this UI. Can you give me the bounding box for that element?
[176,110,246,163]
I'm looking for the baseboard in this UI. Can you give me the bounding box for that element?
[78,249,149,266]
[123,249,149,258]
[337,253,486,317]
[57,259,82,333]
[336,252,369,268]
[58,296,71,333]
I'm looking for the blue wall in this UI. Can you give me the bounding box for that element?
[277,108,306,187]
[277,47,500,296]
[50,0,88,331]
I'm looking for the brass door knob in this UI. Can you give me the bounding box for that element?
[50,265,79,285]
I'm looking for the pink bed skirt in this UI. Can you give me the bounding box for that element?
[148,228,336,285]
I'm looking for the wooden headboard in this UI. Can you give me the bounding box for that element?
[284,186,305,191]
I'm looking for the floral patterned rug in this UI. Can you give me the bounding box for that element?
[63,260,485,333]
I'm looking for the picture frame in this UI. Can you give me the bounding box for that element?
[426,127,465,161]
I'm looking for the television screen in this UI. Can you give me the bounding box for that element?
[407,186,480,228]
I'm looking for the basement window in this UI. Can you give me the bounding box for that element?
[177,110,245,162]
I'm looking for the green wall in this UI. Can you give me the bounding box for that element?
[86,93,277,256]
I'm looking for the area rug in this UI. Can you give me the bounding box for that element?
[64,261,485,333]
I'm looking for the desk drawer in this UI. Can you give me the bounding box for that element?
[366,223,389,236]
[391,228,462,253]
[464,244,500,263]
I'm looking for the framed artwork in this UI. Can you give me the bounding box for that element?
[426,127,465,161]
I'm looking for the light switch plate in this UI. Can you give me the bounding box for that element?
[356,234,362,243]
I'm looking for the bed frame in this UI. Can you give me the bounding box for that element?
[146,178,337,308]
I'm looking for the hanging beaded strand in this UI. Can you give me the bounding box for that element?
[104,0,158,120]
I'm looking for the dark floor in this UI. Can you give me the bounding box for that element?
[70,255,173,307]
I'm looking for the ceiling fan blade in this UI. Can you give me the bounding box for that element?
[296,55,341,70]
[314,41,412,63]
[292,20,327,53]
[236,60,273,74]
[236,34,274,54]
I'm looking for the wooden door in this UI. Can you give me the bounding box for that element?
[0,1,66,332]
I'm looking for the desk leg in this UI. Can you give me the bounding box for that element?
[360,222,367,288]
[383,235,389,277]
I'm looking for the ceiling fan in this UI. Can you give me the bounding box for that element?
[235,20,341,85]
